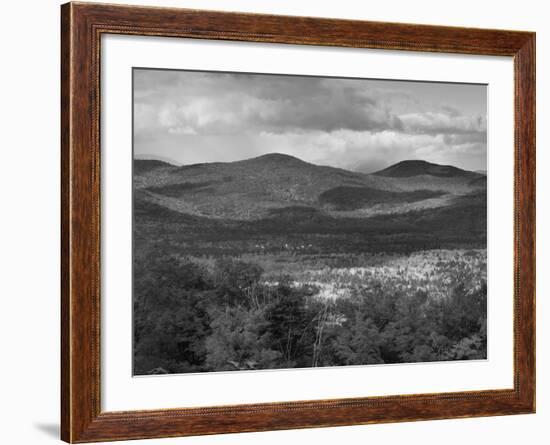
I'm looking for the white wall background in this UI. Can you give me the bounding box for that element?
[0,1,546,444]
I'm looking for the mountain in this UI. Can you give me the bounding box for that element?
[469,175,487,188]
[134,154,487,255]
[374,160,481,179]
[134,154,485,221]
[136,153,392,219]
[134,154,182,166]
[133,159,175,175]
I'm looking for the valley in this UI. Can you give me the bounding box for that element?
[133,154,487,374]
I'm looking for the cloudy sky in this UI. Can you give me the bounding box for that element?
[134,68,487,173]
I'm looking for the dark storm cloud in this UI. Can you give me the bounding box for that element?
[135,71,407,134]
[134,69,487,171]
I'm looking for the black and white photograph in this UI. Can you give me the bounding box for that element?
[132,68,487,376]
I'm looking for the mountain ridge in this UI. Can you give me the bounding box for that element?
[373,159,481,178]
[134,154,485,221]
[135,156,483,179]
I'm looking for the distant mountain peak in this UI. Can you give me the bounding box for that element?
[134,154,181,166]
[396,160,433,167]
[134,159,176,174]
[247,153,308,164]
[373,160,478,178]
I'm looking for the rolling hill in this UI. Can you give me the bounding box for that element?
[134,154,486,255]
[134,154,485,220]
[373,159,480,179]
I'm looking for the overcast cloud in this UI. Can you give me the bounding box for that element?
[134,69,487,172]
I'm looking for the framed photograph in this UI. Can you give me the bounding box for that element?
[61,2,535,442]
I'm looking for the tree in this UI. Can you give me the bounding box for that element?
[439,283,487,341]
[204,306,281,371]
[264,280,315,368]
[133,257,213,374]
[333,313,384,365]
[213,259,264,308]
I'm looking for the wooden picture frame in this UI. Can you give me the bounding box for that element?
[61,2,535,442]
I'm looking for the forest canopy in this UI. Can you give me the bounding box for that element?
[134,256,487,375]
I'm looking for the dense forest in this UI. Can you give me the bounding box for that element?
[133,255,487,375]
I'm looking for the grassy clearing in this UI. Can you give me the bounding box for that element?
[186,249,486,302]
